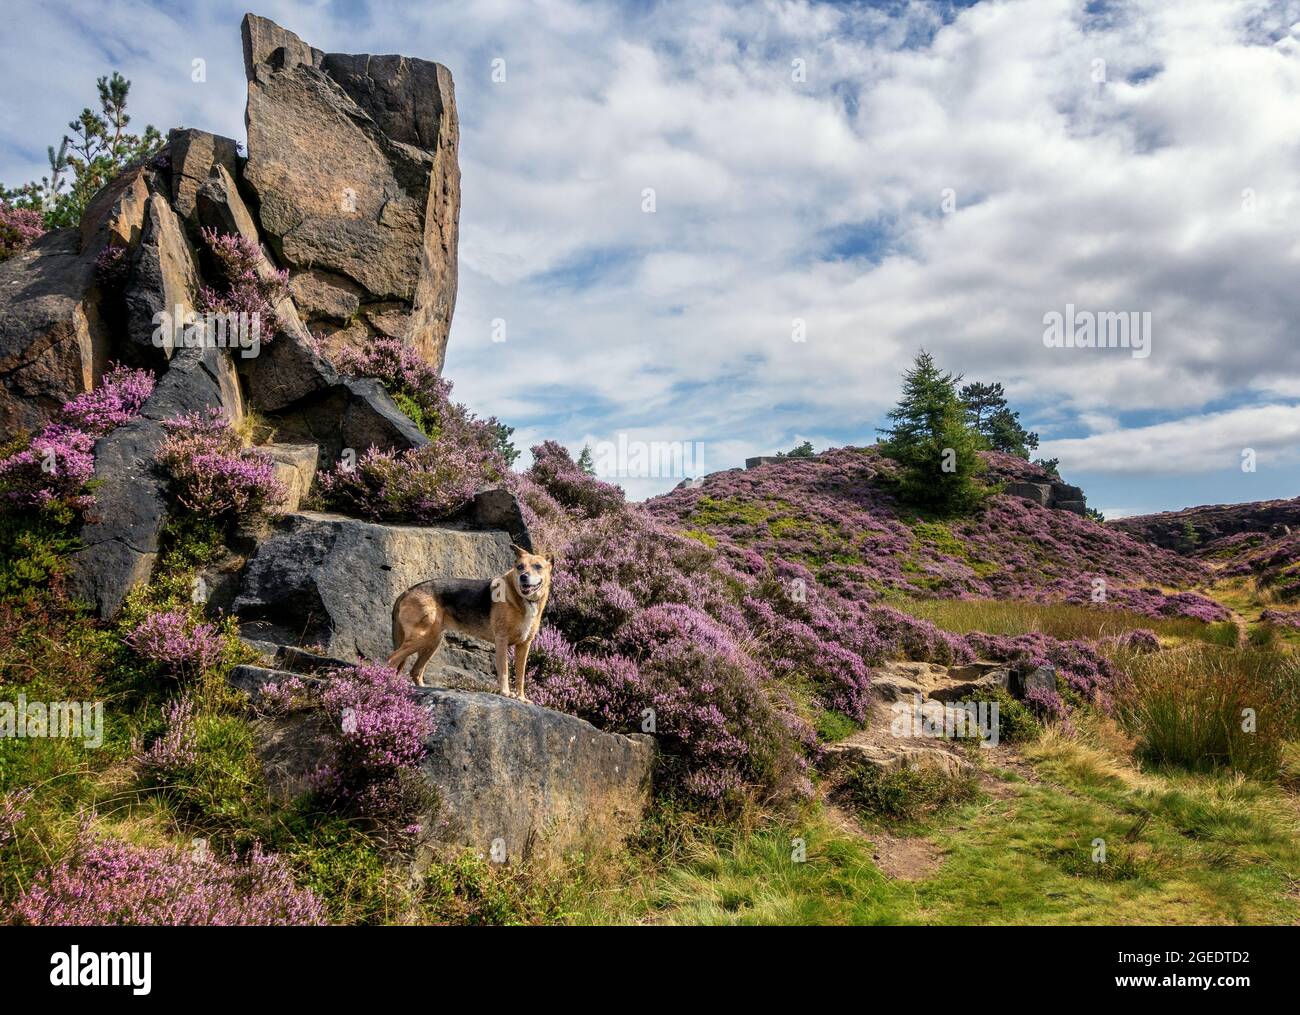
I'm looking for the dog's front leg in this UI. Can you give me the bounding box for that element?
[514,637,532,704]
[494,639,511,697]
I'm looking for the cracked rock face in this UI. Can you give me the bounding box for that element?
[240,13,459,372]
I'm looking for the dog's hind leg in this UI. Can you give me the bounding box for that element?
[386,640,421,681]
[408,631,444,688]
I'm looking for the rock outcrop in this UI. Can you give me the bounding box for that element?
[1112,497,1300,553]
[2,14,464,620]
[1003,480,1088,516]
[242,673,655,863]
[240,13,460,372]
[232,512,517,673]
[0,230,109,435]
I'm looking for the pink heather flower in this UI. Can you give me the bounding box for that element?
[0,787,33,850]
[0,204,44,262]
[125,610,224,675]
[319,337,509,524]
[12,826,324,926]
[197,227,287,336]
[0,364,153,512]
[317,442,496,524]
[135,694,200,774]
[60,363,155,434]
[156,409,283,514]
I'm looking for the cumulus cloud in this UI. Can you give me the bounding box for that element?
[1040,403,1300,474]
[4,0,1297,503]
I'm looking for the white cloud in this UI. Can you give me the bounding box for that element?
[1040,403,1300,475]
[5,0,1299,503]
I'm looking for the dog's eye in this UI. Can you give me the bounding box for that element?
[532,564,542,571]
[516,564,525,571]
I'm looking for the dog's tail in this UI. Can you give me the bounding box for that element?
[391,591,405,650]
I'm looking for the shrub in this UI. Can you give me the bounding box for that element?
[0,364,154,514]
[330,337,516,463]
[135,693,199,773]
[156,409,282,514]
[991,686,1047,739]
[263,665,436,837]
[316,442,500,524]
[527,440,625,518]
[839,761,978,822]
[966,631,1117,704]
[0,204,45,262]
[1115,645,1296,778]
[197,227,287,335]
[11,827,323,926]
[125,609,224,676]
[529,618,813,803]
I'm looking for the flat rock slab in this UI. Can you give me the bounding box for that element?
[243,681,655,864]
[232,511,515,668]
[414,688,654,863]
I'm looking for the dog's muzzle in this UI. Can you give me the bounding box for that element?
[519,578,544,597]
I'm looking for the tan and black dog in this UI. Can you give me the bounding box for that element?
[387,544,553,701]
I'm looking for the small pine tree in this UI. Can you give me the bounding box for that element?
[959,380,1039,459]
[576,443,596,476]
[1085,507,1106,523]
[1180,520,1201,551]
[776,440,815,459]
[1,71,161,228]
[879,351,989,515]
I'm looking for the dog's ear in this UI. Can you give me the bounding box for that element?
[545,552,555,565]
[510,542,528,557]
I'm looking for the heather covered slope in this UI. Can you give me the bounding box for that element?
[649,447,1212,610]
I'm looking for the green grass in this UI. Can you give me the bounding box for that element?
[896,597,1238,646]
[571,723,1300,925]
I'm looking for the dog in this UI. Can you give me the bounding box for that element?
[386,544,553,701]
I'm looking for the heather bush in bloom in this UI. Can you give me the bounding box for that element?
[125,609,224,676]
[134,693,199,774]
[156,409,282,514]
[317,442,499,524]
[528,618,813,802]
[0,364,153,513]
[61,363,155,433]
[330,337,513,462]
[260,665,436,835]
[11,827,324,926]
[965,631,1117,703]
[1260,608,1300,629]
[0,788,32,850]
[197,227,288,334]
[0,204,44,262]
[527,440,625,518]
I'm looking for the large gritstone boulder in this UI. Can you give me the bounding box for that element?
[245,682,655,864]
[240,13,460,372]
[232,512,516,683]
[0,230,109,435]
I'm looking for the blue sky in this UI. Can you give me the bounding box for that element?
[5,0,1300,515]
